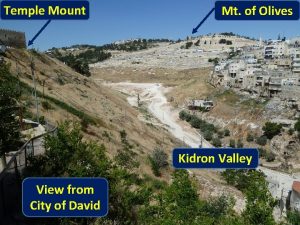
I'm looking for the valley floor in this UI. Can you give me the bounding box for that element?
[101,80,300,219]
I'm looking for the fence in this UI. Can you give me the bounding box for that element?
[0,123,57,225]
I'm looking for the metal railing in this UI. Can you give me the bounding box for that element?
[0,123,57,224]
[0,123,57,177]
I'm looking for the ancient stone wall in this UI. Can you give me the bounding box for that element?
[0,29,26,48]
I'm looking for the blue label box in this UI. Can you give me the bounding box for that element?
[215,1,299,20]
[1,1,89,20]
[22,178,109,218]
[173,148,259,169]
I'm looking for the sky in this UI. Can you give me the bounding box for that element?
[0,0,300,50]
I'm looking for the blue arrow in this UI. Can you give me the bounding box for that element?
[192,8,215,34]
[28,20,52,46]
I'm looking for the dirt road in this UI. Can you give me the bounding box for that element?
[105,82,211,148]
[105,82,300,204]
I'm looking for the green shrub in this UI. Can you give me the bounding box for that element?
[149,148,168,177]
[246,133,254,142]
[287,211,300,225]
[212,137,222,147]
[41,101,52,110]
[256,136,268,146]
[218,130,224,139]
[203,131,213,141]
[224,129,230,137]
[288,128,295,136]
[258,148,267,158]
[149,157,161,177]
[179,110,192,122]
[151,148,168,168]
[185,42,193,49]
[190,116,202,129]
[266,152,276,162]
[208,58,219,66]
[39,116,46,125]
[237,139,244,148]
[229,139,236,148]
[179,111,217,140]
[295,119,300,132]
[20,79,98,125]
[263,122,282,139]
[81,117,89,131]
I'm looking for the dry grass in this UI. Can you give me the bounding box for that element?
[5,49,183,181]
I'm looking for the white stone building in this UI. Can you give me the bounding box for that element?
[264,40,288,59]
[292,50,300,74]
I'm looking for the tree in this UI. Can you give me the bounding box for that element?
[222,170,276,225]
[0,63,21,167]
[246,133,254,142]
[139,170,202,224]
[149,148,168,177]
[27,121,110,177]
[287,211,300,225]
[212,137,222,147]
[115,130,139,170]
[265,152,276,162]
[242,171,276,225]
[219,39,227,44]
[288,128,295,136]
[224,129,230,137]
[229,139,236,148]
[256,136,268,146]
[203,130,213,141]
[185,42,193,49]
[139,170,243,225]
[237,139,244,148]
[263,122,282,139]
[295,119,300,133]
[27,122,144,225]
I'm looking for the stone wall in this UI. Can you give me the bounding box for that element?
[0,29,26,48]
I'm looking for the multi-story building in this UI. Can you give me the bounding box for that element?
[292,50,300,74]
[228,60,245,78]
[264,40,288,59]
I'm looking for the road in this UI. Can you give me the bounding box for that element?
[106,82,211,148]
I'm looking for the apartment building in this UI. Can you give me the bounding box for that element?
[292,50,300,74]
[264,40,288,59]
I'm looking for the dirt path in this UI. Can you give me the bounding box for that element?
[104,81,300,217]
[104,82,211,148]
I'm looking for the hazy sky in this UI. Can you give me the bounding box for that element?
[0,0,299,50]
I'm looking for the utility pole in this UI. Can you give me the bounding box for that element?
[200,135,203,148]
[42,80,46,99]
[137,94,140,107]
[16,62,24,130]
[30,56,40,124]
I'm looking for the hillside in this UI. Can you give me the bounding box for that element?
[90,33,300,171]
[3,48,184,180]
[2,31,297,224]
[2,45,248,213]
